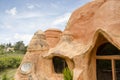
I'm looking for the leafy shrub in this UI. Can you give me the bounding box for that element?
[2,74,8,80]
[0,55,22,71]
[63,68,73,80]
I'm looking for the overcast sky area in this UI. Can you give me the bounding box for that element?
[0,0,91,45]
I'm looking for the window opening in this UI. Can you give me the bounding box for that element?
[53,56,68,73]
[96,42,120,80]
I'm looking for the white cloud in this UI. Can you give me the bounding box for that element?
[26,3,41,9]
[0,23,14,31]
[38,12,72,31]
[52,12,71,26]
[14,33,32,41]
[5,7,17,16]
[50,3,58,8]
[14,12,43,19]
[27,4,35,9]
[0,33,33,45]
[3,23,13,29]
[35,4,41,8]
[14,33,33,45]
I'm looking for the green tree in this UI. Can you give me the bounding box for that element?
[6,43,12,48]
[0,44,5,54]
[14,41,27,54]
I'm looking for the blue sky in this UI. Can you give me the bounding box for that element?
[0,0,91,45]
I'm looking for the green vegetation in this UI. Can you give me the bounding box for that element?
[1,74,8,80]
[0,41,27,55]
[63,68,73,80]
[0,54,23,71]
[0,54,24,80]
[0,68,17,80]
[0,41,26,80]
[14,41,27,54]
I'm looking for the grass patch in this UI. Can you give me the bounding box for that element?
[0,68,17,80]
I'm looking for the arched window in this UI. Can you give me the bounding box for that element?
[97,42,120,55]
[96,42,120,80]
[52,56,68,73]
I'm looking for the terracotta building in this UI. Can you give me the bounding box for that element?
[15,0,120,80]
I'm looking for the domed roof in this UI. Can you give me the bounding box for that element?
[65,0,120,47]
[45,0,120,58]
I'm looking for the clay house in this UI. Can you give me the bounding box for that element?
[15,0,120,80]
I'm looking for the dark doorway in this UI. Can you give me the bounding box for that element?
[53,56,68,73]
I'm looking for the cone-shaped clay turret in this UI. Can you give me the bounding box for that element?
[27,30,49,52]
